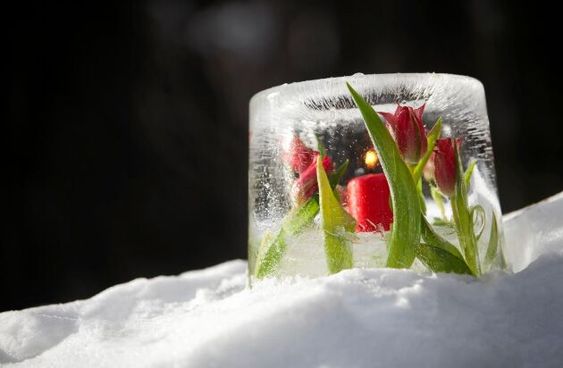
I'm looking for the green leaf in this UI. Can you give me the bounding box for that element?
[432,218,453,227]
[431,222,456,237]
[412,117,442,183]
[317,157,354,274]
[416,243,473,275]
[451,145,480,276]
[484,211,499,271]
[347,83,421,268]
[421,215,465,261]
[417,178,426,214]
[329,159,350,189]
[471,204,486,241]
[317,135,326,157]
[464,160,477,187]
[255,198,320,279]
[283,198,321,234]
[255,231,287,279]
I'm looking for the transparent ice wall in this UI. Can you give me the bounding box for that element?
[249,73,505,279]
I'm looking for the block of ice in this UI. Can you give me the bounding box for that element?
[503,191,563,272]
[1,192,562,368]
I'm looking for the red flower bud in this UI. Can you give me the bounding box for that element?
[283,136,316,174]
[380,104,427,164]
[291,155,333,203]
[432,138,460,197]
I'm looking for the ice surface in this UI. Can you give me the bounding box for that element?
[276,229,389,277]
[1,192,563,368]
[503,191,563,272]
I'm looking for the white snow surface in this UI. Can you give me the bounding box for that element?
[2,193,563,368]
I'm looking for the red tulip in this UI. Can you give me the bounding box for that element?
[380,104,427,164]
[432,138,460,197]
[283,136,316,174]
[292,155,333,203]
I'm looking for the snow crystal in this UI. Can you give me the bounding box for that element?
[1,192,563,368]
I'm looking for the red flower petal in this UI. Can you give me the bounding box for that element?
[380,104,427,165]
[433,138,458,197]
[414,103,425,123]
[292,155,333,203]
[379,111,398,128]
[283,136,315,174]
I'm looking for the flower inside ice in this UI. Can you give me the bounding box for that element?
[432,138,461,197]
[292,154,333,203]
[380,104,427,164]
[283,135,316,174]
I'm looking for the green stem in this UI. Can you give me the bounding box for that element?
[416,178,426,214]
[412,117,442,183]
[430,185,446,220]
[451,195,479,276]
[450,145,480,276]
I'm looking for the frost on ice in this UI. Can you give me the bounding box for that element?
[1,192,563,368]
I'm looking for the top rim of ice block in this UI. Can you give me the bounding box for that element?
[251,73,484,102]
[250,73,487,123]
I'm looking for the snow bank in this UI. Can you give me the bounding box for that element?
[1,192,563,368]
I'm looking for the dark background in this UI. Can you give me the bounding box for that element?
[6,0,562,311]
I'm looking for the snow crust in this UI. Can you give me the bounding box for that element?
[1,192,563,368]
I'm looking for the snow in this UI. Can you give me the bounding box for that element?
[2,193,563,368]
